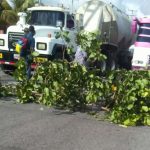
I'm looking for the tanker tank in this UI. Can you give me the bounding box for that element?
[76,0,134,70]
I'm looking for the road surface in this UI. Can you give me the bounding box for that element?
[0,98,150,150]
[0,69,150,150]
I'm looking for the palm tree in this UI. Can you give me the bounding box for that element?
[0,0,36,25]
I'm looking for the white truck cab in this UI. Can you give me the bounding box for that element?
[0,4,76,69]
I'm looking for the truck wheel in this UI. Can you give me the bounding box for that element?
[118,51,132,70]
[53,50,71,62]
[106,58,116,70]
[105,51,117,71]
[92,60,106,72]
[53,50,63,59]
[99,61,106,72]
[0,65,15,75]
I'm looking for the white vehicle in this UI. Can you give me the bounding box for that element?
[0,0,135,71]
[0,4,76,70]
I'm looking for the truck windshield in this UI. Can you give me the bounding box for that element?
[27,11,65,26]
[137,36,150,42]
[140,23,150,27]
[138,27,150,35]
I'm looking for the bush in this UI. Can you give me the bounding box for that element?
[108,70,150,126]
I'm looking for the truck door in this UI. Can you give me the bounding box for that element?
[66,14,77,53]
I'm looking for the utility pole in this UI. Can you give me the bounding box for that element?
[71,0,74,13]
[71,0,79,13]
[128,9,137,17]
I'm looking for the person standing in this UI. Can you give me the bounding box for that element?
[20,25,35,79]
[74,45,88,67]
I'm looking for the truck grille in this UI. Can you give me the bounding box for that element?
[8,32,24,50]
[148,55,150,65]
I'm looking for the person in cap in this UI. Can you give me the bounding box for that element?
[20,26,36,79]
[27,25,36,52]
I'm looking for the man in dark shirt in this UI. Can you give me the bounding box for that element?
[20,26,35,79]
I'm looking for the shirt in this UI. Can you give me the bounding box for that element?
[74,46,87,66]
[20,32,35,57]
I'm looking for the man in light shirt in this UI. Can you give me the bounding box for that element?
[74,45,88,67]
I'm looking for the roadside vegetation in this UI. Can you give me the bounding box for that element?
[0,0,36,26]
[0,30,150,126]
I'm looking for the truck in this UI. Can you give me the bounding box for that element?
[131,16,150,70]
[0,3,76,72]
[0,0,134,72]
[75,0,134,70]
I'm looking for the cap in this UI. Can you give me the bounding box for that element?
[29,25,35,32]
[23,27,29,33]
[29,25,35,35]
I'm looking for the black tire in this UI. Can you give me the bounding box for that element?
[118,51,132,70]
[53,50,63,60]
[105,51,117,71]
[94,60,107,72]
[53,50,71,62]
[106,57,116,70]
[0,64,15,75]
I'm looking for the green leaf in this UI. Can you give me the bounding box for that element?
[37,75,43,82]
[89,74,94,78]
[32,51,40,57]
[127,104,134,110]
[52,91,56,97]
[129,96,136,101]
[89,53,96,58]
[119,124,128,128]
[123,119,135,126]
[55,32,61,39]
[44,87,49,97]
[142,106,149,112]
[147,118,150,126]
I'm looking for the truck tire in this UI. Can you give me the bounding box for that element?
[100,61,107,71]
[53,50,71,62]
[105,51,117,71]
[92,54,116,71]
[96,60,106,72]
[106,57,116,70]
[90,60,106,72]
[53,50,63,60]
[0,64,15,75]
[101,44,118,71]
[118,51,132,70]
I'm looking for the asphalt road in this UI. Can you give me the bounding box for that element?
[0,97,150,150]
[0,69,150,150]
[0,67,15,84]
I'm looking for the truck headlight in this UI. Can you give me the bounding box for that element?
[147,55,150,65]
[133,60,143,64]
[0,39,4,46]
[37,42,47,50]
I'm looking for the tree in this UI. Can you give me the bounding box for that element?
[0,0,36,25]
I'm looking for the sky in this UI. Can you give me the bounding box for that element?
[41,0,150,17]
[7,0,150,17]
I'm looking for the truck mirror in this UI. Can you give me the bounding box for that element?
[56,20,63,28]
[67,20,74,29]
[17,12,27,26]
[18,12,27,17]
